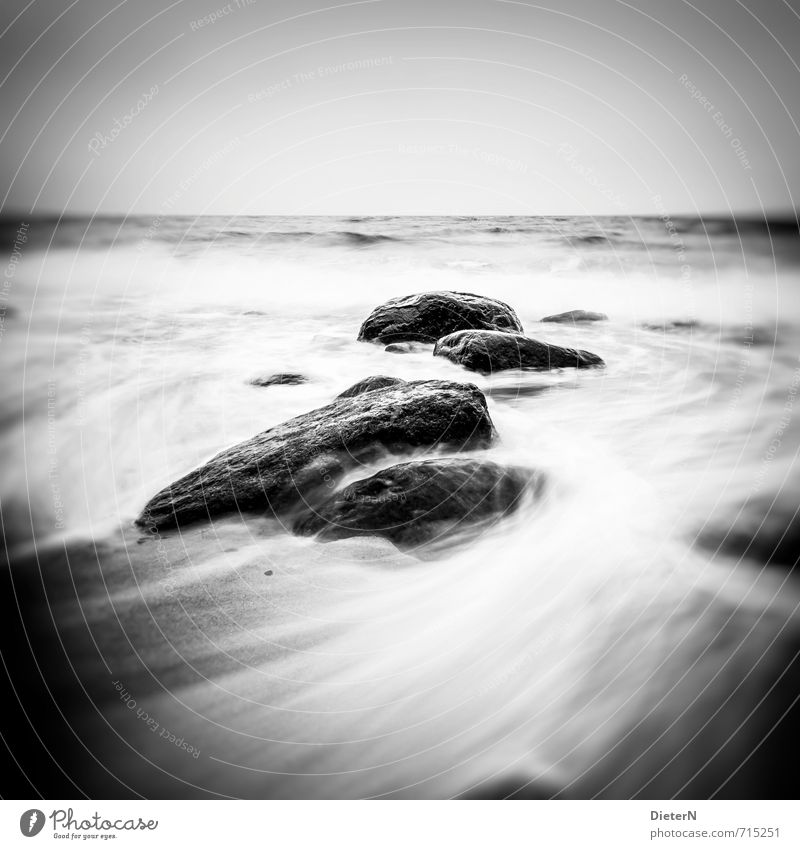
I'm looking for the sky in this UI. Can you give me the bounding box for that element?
[1,0,798,216]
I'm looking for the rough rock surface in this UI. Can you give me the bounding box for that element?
[540,309,608,324]
[358,291,523,344]
[336,375,407,398]
[137,380,496,530]
[434,329,604,374]
[292,458,536,550]
[249,373,308,387]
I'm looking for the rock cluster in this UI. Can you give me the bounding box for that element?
[138,291,606,553]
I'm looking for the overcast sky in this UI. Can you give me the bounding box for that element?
[1,0,798,216]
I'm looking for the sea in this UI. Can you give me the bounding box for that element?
[2,214,799,798]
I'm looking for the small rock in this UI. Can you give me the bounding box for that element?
[434,329,604,374]
[540,309,608,324]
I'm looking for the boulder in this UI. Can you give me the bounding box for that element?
[249,373,308,387]
[434,330,604,374]
[336,375,407,399]
[137,380,496,531]
[540,309,608,324]
[292,458,537,550]
[357,291,523,344]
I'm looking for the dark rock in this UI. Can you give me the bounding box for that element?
[384,342,432,354]
[292,458,537,550]
[137,380,496,531]
[249,373,308,387]
[336,375,407,398]
[434,329,604,374]
[540,309,608,324]
[358,290,523,344]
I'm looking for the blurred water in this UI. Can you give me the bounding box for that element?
[2,214,799,797]
[3,214,798,547]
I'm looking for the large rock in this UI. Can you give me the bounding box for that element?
[137,380,496,530]
[357,291,523,344]
[540,309,608,324]
[434,330,604,374]
[292,458,537,550]
[336,375,407,398]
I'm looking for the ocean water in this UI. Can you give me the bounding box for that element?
[2,214,799,798]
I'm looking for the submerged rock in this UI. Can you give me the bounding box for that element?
[540,309,608,324]
[137,380,496,531]
[336,375,407,398]
[358,291,523,344]
[697,499,800,572]
[292,458,537,550]
[249,373,308,387]
[434,329,604,374]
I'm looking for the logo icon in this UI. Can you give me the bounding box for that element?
[19,810,46,837]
